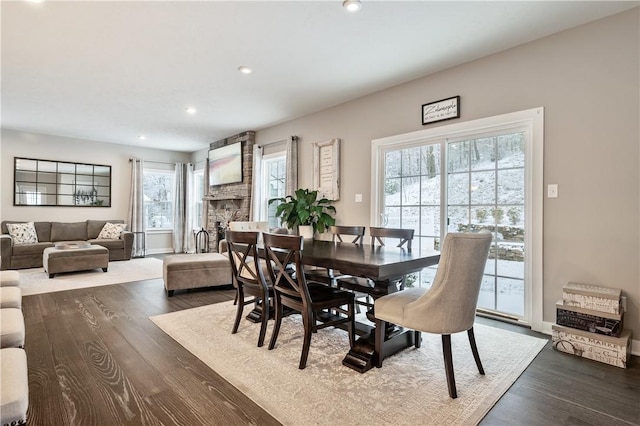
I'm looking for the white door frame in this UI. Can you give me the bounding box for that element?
[371,107,544,332]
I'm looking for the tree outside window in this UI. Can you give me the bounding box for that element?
[144,170,174,230]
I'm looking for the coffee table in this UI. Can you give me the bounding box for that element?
[43,242,109,278]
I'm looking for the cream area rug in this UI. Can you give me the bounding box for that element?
[150,301,548,426]
[18,257,163,296]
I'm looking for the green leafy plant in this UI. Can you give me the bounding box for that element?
[270,188,336,234]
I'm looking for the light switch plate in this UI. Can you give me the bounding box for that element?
[355,193,363,203]
[547,184,558,198]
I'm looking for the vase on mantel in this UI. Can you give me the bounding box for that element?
[298,225,314,240]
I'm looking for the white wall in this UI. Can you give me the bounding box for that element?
[0,129,190,253]
[256,10,640,342]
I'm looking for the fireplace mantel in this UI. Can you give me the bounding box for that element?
[203,195,243,201]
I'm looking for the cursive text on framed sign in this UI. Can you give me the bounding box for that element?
[422,95,460,125]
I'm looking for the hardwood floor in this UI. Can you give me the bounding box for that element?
[21,277,639,425]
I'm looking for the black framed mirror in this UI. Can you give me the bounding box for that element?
[14,157,111,207]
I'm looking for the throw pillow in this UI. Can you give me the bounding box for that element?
[97,222,127,240]
[6,222,39,244]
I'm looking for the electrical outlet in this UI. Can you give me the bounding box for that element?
[621,296,627,313]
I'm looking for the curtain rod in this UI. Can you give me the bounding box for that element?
[257,135,297,149]
[128,159,176,165]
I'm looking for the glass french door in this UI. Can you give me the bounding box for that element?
[380,131,527,320]
[446,132,525,319]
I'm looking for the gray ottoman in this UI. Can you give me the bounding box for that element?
[0,348,28,426]
[0,287,21,309]
[0,271,20,287]
[43,244,109,278]
[0,308,25,348]
[163,253,232,296]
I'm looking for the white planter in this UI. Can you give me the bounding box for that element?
[298,225,314,239]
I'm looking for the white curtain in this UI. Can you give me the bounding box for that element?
[249,144,263,221]
[172,163,196,253]
[285,135,298,196]
[127,158,145,257]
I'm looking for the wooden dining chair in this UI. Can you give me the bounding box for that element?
[226,230,272,347]
[330,225,366,244]
[263,233,355,369]
[374,231,492,398]
[337,227,415,309]
[305,225,366,287]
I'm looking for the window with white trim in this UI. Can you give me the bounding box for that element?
[372,108,543,328]
[143,168,175,230]
[193,167,205,229]
[262,154,286,228]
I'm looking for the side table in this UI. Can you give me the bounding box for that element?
[132,231,146,258]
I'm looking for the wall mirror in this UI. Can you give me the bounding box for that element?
[14,157,111,207]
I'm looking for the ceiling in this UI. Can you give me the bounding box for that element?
[2,1,637,153]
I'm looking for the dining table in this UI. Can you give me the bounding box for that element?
[297,239,441,373]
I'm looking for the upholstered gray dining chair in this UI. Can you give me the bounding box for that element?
[374,231,492,399]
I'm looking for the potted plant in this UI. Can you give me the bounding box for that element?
[270,188,336,238]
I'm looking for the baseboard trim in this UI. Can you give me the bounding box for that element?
[145,248,173,255]
[542,321,639,356]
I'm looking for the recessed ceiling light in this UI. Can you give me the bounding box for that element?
[343,0,362,12]
[26,0,45,3]
[185,107,197,114]
[138,135,146,140]
[238,66,253,74]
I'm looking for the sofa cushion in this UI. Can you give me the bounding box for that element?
[87,239,123,250]
[0,348,29,426]
[12,242,54,256]
[87,219,125,239]
[1,221,51,242]
[51,221,87,242]
[6,222,38,244]
[0,309,25,348]
[97,222,127,239]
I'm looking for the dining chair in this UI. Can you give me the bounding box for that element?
[263,233,356,369]
[374,231,492,399]
[337,227,415,310]
[304,225,366,287]
[330,225,366,244]
[226,230,272,347]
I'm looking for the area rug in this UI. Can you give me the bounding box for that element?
[18,257,163,296]
[150,301,548,426]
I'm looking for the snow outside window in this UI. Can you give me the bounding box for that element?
[144,169,175,230]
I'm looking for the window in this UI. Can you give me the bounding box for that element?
[373,108,543,329]
[446,133,525,318]
[261,154,286,228]
[144,169,175,230]
[382,144,442,289]
[193,167,205,229]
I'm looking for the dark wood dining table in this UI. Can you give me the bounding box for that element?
[298,239,440,373]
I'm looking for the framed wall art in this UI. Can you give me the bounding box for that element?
[312,138,340,201]
[422,95,460,125]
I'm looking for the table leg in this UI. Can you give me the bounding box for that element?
[342,277,413,373]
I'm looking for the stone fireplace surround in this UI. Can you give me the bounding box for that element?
[204,131,255,252]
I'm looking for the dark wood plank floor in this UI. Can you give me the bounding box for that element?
[21,276,640,425]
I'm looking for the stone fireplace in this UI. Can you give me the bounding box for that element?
[204,131,255,252]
